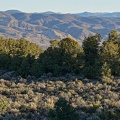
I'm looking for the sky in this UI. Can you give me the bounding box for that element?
[0,0,120,13]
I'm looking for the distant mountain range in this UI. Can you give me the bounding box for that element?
[5,10,23,14]
[5,10,120,17]
[1,10,120,48]
[77,12,120,17]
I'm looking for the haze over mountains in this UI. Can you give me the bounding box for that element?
[1,10,120,47]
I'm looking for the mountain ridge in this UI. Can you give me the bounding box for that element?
[4,10,120,17]
[0,10,120,48]
[77,12,120,17]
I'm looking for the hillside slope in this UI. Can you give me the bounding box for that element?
[0,11,120,47]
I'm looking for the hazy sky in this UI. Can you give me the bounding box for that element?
[1,0,120,13]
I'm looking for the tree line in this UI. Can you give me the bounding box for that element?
[0,30,120,79]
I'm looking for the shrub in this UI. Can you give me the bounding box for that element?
[0,97,9,114]
[48,97,79,120]
[101,62,111,78]
[99,109,120,120]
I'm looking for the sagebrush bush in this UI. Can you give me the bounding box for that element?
[0,97,9,114]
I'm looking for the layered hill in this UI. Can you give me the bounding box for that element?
[1,11,120,47]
